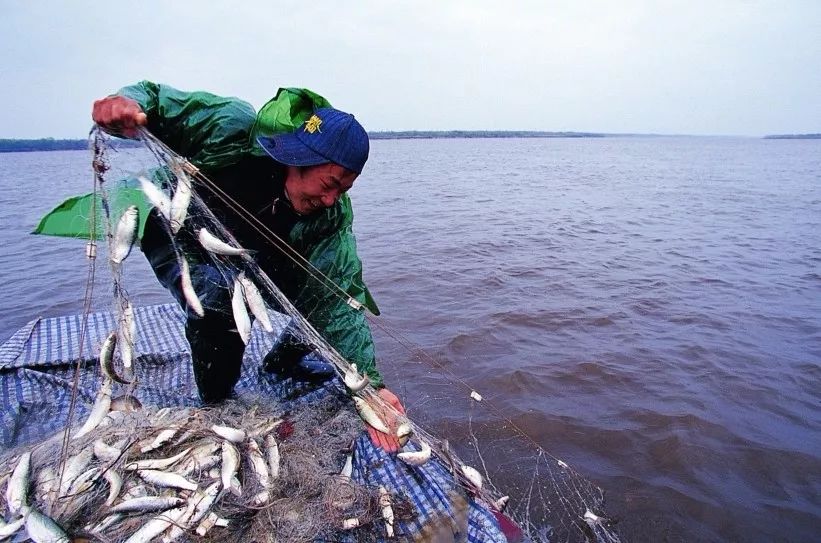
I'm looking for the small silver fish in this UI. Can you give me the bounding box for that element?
[5,451,31,515]
[64,467,98,496]
[220,441,240,495]
[179,257,204,317]
[24,507,70,543]
[125,448,191,471]
[211,424,246,443]
[265,434,280,480]
[140,427,179,453]
[58,448,93,496]
[353,397,389,433]
[111,394,142,412]
[163,481,220,543]
[118,300,137,370]
[110,496,186,514]
[139,176,171,220]
[99,331,130,384]
[397,439,432,467]
[74,379,112,439]
[379,486,395,538]
[169,170,192,234]
[197,227,246,256]
[343,363,369,393]
[247,439,271,502]
[136,470,198,491]
[231,279,251,345]
[103,470,123,506]
[123,505,188,543]
[110,205,139,264]
[0,516,25,538]
[238,273,273,333]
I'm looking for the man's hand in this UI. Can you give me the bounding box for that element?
[366,387,406,453]
[92,95,147,138]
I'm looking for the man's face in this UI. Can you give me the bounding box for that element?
[284,163,358,215]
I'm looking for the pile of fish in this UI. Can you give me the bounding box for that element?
[0,395,395,542]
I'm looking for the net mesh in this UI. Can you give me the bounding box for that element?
[0,128,623,542]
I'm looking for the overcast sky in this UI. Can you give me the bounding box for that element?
[1,0,818,137]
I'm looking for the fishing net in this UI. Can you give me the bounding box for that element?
[0,127,623,542]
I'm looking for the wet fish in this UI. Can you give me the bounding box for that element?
[140,428,179,453]
[123,505,188,543]
[99,331,130,384]
[58,449,94,496]
[343,363,369,393]
[5,451,31,515]
[118,300,137,370]
[125,448,191,471]
[162,481,220,543]
[265,434,280,480]
[139,176,171,220]
[340,453,353,478]
[74,379,112,439]
[103,470,122,506]
[110,205,139,264]
[169,170,192,234]
[179,257,205,317]
[353,397,389,434]
[211,424,246,443]
[231,279,251,345]
[197,227,246,256]
[111,394,142,412]
[396,421,413,447]
[0,516,25,538]
[110,496,185,514]
[220,441,240,495]
[460,464,483,490]
[65,467,98,496]
[247,439,270,504]
[24,507,70,543]
[238,273,273,333]
[137,470,198,492]
[397,439,432,467]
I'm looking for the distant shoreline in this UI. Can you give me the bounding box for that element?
[1,132,819,152]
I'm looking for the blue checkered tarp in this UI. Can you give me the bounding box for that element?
[0,304,509,542]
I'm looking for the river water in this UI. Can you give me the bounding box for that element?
[0,137,819,541]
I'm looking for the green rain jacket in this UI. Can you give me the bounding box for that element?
[37,81,383,387]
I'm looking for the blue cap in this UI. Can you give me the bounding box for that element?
[257,107,369,174]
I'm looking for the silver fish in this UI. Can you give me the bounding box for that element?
[24,507,70,543]
[34,466,56,504]
[265,434,280,480]
[110,205,139,264]
[179,257,204,317]
[343,363,369,393]
[397,439,432,467]
[169,170,192,234]
[125,448,191,471]
[163,481,220,543]
[110,496,185,514]
[353,397,389,433]
[340,453,353,478]
[137,470,198,491]
[139,176,171,220]
[103,470,123,506]
[231,279,251,345]
[74,379,112,439]
[238,273,273,333]
[177,455,220,479]
[0,516,25,538]
[5,451,31,515]
[247,439,270,504]
[396,421,413,447]
[123,505,188,543]
[211,424,246,443]
[460,464,483,490]
[58,448,93,497]
[64,467,98,496]
[99,331,130,384]
[111,394,142,412]
[140,427,179,453]
[118,300,137,370]
[220,441,240,495]
[197,227,246,256]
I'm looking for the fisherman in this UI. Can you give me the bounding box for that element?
[92,82,403,451]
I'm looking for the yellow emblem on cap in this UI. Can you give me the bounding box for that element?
[304,114,322,134]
